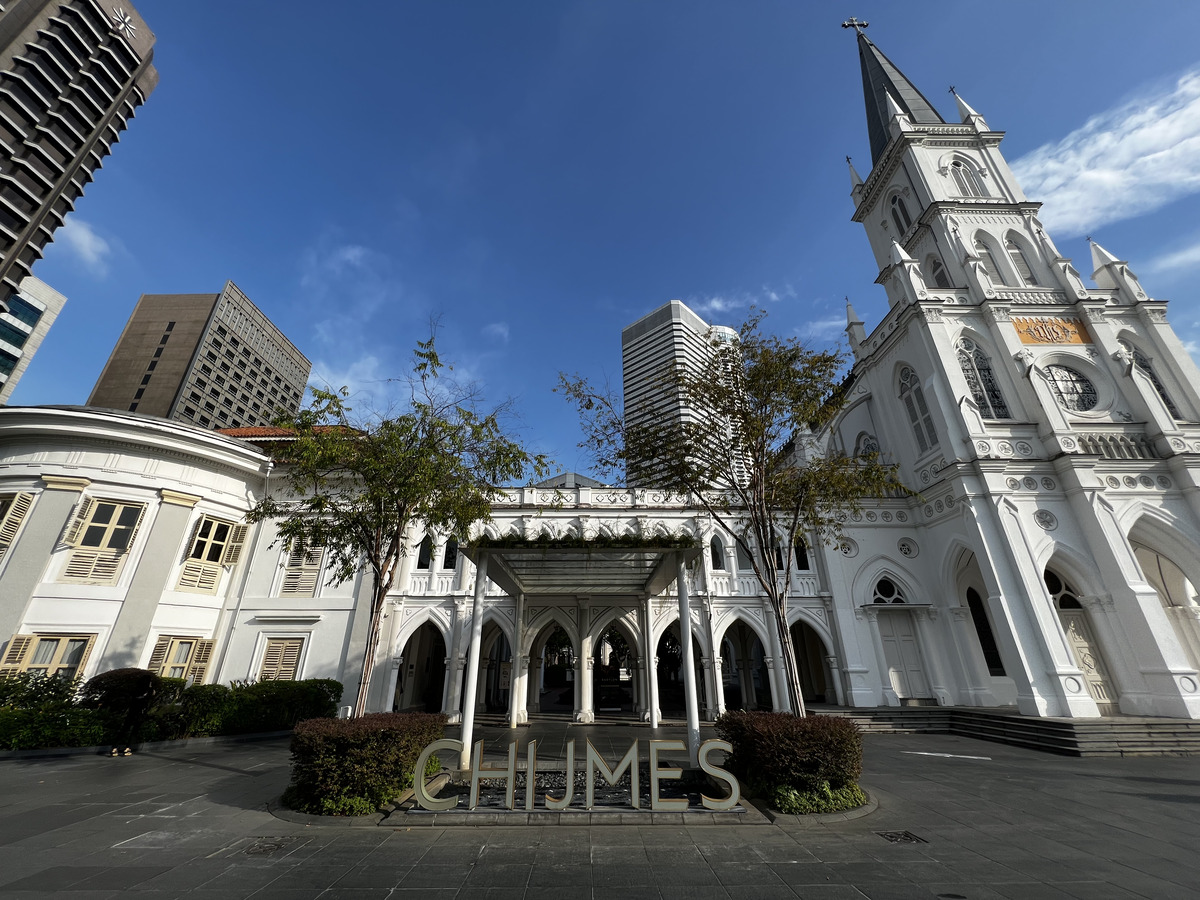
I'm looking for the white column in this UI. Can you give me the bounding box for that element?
[762,598,789,712]
[577,632,595,723]
[677,559,700,766]
[646,598,661,727]
[458,553,489,770]
[509,593,525,728]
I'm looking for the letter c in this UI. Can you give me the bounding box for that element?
[413,739,463,811]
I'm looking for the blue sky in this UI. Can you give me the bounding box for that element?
[13,2,1200,475]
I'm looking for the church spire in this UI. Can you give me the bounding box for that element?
[851,28,945,166]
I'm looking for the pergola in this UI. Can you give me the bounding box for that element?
[457,542,704,769]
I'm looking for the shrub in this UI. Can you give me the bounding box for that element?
[178,684,233,737]
[0,672,80,709]
[0,704,106,750]
[283,712,447,816]
[222,678,342,733]
[715,711,863,803]
[772,782,867,815]
[78,668,162,715]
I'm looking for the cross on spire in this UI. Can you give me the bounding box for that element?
[841,17,869,34]
[949,85,957,96]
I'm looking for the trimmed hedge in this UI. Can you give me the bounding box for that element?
[715,711,864,813]
[0,704,106,750]
[283,712,448,816]
[222,678,343,734]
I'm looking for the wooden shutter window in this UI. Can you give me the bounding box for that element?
[146,636,170,674]
[62,497,96,547]
[259,637,303,681]
[62,549,124,584]
[281,543,324,597]
[177,559,221,593]
[0,634,34,676]
[187,639,214,684]
[0,492,33,558]
[221,524,249,567]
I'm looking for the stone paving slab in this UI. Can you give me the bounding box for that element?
[0,727,1199,897]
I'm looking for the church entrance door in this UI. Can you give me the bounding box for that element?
[877,612,931,701]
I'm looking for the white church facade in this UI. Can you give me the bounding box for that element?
[2,33,1200,724]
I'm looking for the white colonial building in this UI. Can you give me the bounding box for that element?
[1,33,1200,727]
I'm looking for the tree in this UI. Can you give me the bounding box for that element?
[558,309,905,716]
[248,337,548,716]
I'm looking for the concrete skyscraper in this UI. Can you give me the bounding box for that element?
[0,0,157,310]
[87,282,311,430]
[621,299,739,487]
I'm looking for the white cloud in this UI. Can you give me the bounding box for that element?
[1145,236,1200,275]
[56,217,112,276]
[483,321,510,343]
[1011,68,1200,236]
[798,315,846,343]
[687,284,796,320]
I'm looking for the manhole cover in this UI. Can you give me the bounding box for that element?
[244,837,300,857]
[876,830,927,844]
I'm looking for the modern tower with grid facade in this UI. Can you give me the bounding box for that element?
[0,1,157,311]
[87,281,311,430]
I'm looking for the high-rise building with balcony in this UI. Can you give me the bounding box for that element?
[87,282,311,430]
[0,1,157,310]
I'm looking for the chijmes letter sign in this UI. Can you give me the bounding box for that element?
[412,738,740,812]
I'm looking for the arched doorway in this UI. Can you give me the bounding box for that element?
[790,620,837,705]
[479,623,512,714]
[656,623,707,718]
[720,620,772,711]
[527,623,575,716]
[1045,569,1117,715]
[872,577,934,703]
[1132,539,1200,673]
[393,621,446,713]
[592,623,637,715]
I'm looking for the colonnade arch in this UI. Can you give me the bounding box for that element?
[1128,515,1200,673]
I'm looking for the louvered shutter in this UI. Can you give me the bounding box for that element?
[62,550,124,584]
[0,635,34,676]
[187,639,214,684]
[0,492,33,558]
[259,637,303,681]
[177,560,221,593]
[181,517,204,561]
[221,524,248,567]
[72,634,97,677]
[121,503,148,554]
[62,497,95,547]
[146,637,170,674]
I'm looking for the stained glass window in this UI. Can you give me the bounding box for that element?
[957,338,1009,419]
[1044,365,1098,412]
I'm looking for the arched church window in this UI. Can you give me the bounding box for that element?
[925,256,952,288]
[442,536,458,570]
[854,431,881,457]
[736,542,754,571]
[966,588,1006,675]
[1044,570,1082,609]
[1119,340,1181,419]
[873,578,905,604]
[973,237,1004,284]
[950,159,988,197]
[1044,364,1099,412]
[899,366,938,453]
[710,536,725,570]
[795,540,810,571]
[1133,543,1198,608]
[956,338,1009,419]
[1005,238,1039,286]
[890,194,912,233]
[416,535,433,570]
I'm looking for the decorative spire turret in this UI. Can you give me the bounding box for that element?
[950,87,988,131]
[1090,239,1147,304]
[845,297,866,351]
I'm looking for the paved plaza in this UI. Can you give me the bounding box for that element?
[0,723,1197,899]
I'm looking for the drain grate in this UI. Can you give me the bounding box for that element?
[876,830,927,844]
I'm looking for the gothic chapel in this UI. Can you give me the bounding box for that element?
[829,28,1200,719]
[0,32,1199,728]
